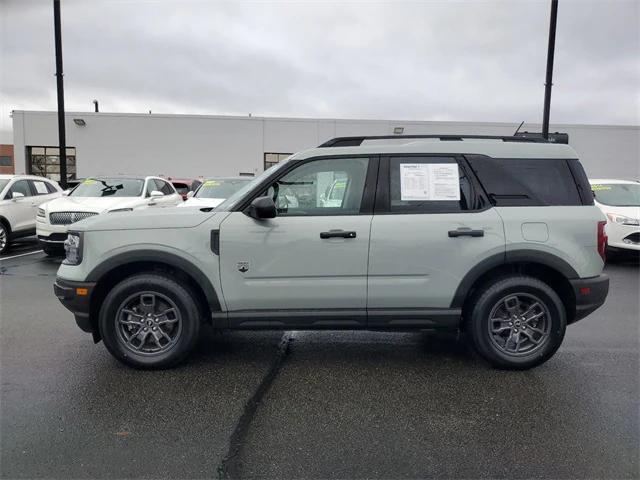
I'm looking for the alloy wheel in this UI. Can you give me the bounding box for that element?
[115,292,183,355]
[487,293,551,356]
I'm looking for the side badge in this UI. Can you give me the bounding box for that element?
[237,261,249,273]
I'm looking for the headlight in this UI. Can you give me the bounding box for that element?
[606,213,640,226]
[108,207,133,213]
[37,208,45,218]
[63,232,83,265]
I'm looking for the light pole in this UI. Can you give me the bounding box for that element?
[53,0,67,188]
[542,0,558,140]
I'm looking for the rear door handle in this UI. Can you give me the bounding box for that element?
[448,228,484,238]
[320,230,357,239]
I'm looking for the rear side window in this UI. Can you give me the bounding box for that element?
[386,156,486,213]
[466,156,583,206]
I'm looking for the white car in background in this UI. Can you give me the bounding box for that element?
[37,176,182,255]
[0,175,62,254]
[589,179,640,255]
[178,177,252,209]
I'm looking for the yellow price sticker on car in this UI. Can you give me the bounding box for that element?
[591,184,611,191]
[204,180,220,186]
[83,179,96,185]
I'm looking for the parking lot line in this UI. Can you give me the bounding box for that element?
[0,250,44,261]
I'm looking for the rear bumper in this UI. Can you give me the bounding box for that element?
[569,274,609,324]
[54,278,96,333]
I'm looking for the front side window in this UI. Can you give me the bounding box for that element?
[592,183,640,207]
[388,157,480,213]
[5,180,32,199]
[156,180,174,195]
[71,178,144,198]
[265,157,369,216]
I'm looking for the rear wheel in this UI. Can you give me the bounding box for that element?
[466,275,566,370]
[99,273,201,369]
[0,223,9,254]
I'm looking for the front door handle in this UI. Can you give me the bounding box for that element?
[320,230,357,239]
[448,228,484,238]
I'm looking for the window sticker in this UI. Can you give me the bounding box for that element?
[83,179,96,185]
[33,181,48,194]
[204,180,220,186]
[400,163,460,201]
[591,184,612,191]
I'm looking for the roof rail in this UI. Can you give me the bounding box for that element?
[318,133,569,148]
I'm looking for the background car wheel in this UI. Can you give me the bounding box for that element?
[99,273,202,369]
[0,223,9,254]
[466,275,566,370]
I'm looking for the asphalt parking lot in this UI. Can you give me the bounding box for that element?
[1,242,638,479]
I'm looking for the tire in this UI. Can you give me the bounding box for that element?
[99,273,202,369]
[0,223,9,255]
[466,275,566,370]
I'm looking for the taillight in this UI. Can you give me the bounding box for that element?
[597,220,607,262]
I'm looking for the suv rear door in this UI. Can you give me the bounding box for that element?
[367,155,505,327]
[219,156,377,328]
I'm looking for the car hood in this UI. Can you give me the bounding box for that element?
[45,196,143,213]
[595,202,640,219]
[178,197,225,208]
[72,206,217,231]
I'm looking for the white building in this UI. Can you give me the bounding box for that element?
[10,110,640,181]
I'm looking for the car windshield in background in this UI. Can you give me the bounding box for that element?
[70,178,144,198]
[0,179,10,193]
[216,160,290,211]
[195,179,252,199]
[592,183,640,206]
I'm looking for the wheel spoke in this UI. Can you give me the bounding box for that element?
[521,329,542,345]
[525,311,545,323]
[521,302,541,318]
[122,308,143,318]
[503,296,521,315]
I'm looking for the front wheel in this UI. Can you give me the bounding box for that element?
[0,223,9,254]
[466,275,566,370]
[99,273,202,369]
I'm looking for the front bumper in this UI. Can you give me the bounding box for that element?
[37,221,69,244]
[569,274,609,324]
[606,222,640,251]
[54,277,97,334]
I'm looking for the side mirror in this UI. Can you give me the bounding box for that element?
[150,190,164,198]
[62,189,71,196]
[11,192,25,200]
[247,196,276,220]
[187,191,195,198]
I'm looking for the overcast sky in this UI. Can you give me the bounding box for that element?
[1,0,639,140]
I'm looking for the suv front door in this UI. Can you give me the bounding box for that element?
[219,156,376,328]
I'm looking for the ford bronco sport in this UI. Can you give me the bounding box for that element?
[54,135,609,370]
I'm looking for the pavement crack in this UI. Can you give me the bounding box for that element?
[217,331,294,480]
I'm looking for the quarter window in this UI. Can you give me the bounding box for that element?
[466,156,582,206]
[265,157,370,216]
[30,180,51,196]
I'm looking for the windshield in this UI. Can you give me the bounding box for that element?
[215,161,291,211]
[70,178,144,198]
[592,183,640,207]
[195,178,252,199]
[0,179,9,193]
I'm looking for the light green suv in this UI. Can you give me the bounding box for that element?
[54,135,609,370]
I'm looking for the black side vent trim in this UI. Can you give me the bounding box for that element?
[211,230,220,256]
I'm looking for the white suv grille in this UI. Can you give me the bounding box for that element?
[49,211,98,225]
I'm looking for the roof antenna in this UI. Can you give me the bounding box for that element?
[514,121,525,136]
